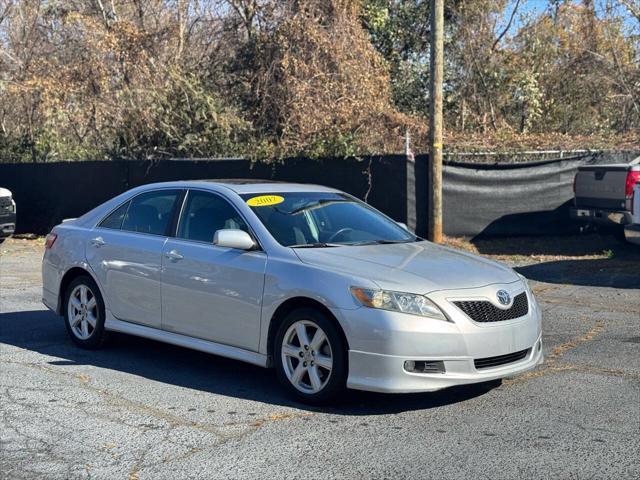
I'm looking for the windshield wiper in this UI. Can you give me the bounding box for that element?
[377,239,414,244]
[289,242,343,248]
[350,239,417,246]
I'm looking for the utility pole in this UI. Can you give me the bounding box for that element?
[428,0,444,243]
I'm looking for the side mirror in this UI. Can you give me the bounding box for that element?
[396,221,409,230]
[213,229,256,251]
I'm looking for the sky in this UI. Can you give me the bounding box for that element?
[503,0,638,35]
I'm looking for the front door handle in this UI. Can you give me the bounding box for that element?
[165,249,184,261]
[90,237,105,248]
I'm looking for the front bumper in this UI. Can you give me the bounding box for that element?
[333,282,544,393]
[0,222,15,238]
[0,212,16,238]
[347,336,542,393]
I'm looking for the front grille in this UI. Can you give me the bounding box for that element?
[454,292,528,323]
[0,197,11,211]
[474,348,530,370]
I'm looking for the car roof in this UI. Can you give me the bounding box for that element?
[140,179,341,195]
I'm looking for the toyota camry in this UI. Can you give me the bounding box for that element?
[42,180,543,403]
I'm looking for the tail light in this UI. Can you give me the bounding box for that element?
[625,171,640,199]
[45,233,57,249]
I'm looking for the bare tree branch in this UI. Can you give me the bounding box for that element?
[492,0,521,51]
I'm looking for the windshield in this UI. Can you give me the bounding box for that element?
[241,192,417,247]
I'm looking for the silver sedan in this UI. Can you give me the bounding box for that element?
[42,180,543,403]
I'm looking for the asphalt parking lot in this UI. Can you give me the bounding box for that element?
[1,235,639,479]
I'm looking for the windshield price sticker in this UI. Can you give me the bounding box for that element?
[246,195,285,207]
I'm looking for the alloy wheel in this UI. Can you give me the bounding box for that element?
[281,320,333,394]
[67,284,98,340]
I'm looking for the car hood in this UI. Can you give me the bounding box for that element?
[293,241,520,293]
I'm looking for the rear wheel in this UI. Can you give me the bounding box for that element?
[274,308,347,404]
[64,276,108,349]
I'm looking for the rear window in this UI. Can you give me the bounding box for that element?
[99,202,130,230]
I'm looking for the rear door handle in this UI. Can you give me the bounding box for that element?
[165,249,184,261]
[90,237,105,248]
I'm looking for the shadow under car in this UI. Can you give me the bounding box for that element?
[0,309,502,415]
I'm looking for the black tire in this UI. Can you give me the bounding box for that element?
[0,238,5,244]
[274,308,347,405]
[63,275,108,349]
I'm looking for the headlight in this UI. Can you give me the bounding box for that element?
[517,273,530,290]
[517,273,538,310]
[350,287,448,321]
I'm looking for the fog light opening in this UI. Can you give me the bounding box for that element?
[404,360,445,374]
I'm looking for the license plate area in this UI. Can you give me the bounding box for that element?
[575,209,593,217]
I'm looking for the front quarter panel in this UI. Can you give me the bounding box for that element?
[258,254,376,354]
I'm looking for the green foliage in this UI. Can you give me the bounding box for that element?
[511,69,543,133]
[361,0,431,115]
[363,0,639,139]
[300,132,360,159]
[0,0,637,162]
[113,70,253,159]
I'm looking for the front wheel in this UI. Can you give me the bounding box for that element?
[64,276,108,349]
[274,308,347,404]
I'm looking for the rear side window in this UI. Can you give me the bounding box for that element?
[178,191,248,243]
[121,190,181,236]
[99,201,130,230]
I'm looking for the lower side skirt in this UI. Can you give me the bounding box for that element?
[105,316,268,368]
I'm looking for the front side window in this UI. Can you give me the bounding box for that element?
[121,190,181,236]
[241,192,416,247]
[99,201,130,230]
[178,190,249,243]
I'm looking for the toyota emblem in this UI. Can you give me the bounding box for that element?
[496,290,511,306]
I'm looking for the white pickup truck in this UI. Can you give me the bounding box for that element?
[0,187,16,243]
[571,157,640,240]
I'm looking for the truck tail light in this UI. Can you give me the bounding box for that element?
[625,171,640,199]
[45,233,57,249]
